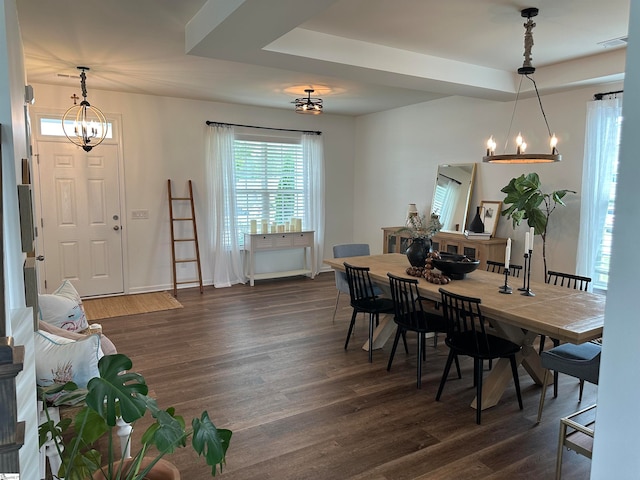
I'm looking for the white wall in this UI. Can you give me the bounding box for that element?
[354,82,623,282]
[30,84,356,292]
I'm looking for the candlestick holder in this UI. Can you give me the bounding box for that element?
[518,253,529,291]
[521,250,535,296]
[499,268,513,294]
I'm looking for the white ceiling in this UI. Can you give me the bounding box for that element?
[16,0,630,116]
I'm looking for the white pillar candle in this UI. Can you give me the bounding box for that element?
[262,220,268,234]
[505,238,511,269]
[250,220,257,234]
[524,232,529,254]
[529,227,535,251]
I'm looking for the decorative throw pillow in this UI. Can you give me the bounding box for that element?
[34,330,103,390]
[38,280,88,332]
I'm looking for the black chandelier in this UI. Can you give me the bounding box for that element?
[294,89,323,115]
[62,66,107,152]
[483,8,561,164]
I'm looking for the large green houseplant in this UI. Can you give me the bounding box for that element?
[39,353,232,480]
[500,173,575,278]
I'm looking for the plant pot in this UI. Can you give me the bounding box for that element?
[92,457,180,480]
[406,237,431,267]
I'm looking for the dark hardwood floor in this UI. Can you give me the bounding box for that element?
[104,273,594,479]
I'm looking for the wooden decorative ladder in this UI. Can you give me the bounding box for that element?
[167,179,203,296]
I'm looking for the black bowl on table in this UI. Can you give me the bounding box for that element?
[431,253,480,280]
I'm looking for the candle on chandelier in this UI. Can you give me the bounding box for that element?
[550,133,558,154]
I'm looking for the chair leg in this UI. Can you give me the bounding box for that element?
[509,355,523,410]
[332,291,341,324]
[538,334,547,354]
[454,354,462,379]
[416,333,424,389]
[344,309,358,350]
[387,326,402,371]
[537,369,550,423]
[475,358,483,424]
[368,313,375,363]
[578,379,585,401]
[401,331,409,354]
[436,350,455,401]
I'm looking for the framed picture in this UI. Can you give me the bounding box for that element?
[480,200,502,237]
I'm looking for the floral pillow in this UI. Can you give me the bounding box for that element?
[38,280,88,332]
[34,330,103,390]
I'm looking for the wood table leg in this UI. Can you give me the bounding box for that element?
[471,325,548,410]
[362,313,395,351]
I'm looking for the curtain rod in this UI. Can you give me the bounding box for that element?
[594,89,623,100]
[205,121,321,135]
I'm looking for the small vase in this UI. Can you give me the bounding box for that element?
[469,206,485,233]
[406,237,431,268]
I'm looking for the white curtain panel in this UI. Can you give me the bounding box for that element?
[302,133,325,274]
[576,98,622,287]
[206,124,245,287]
[440,179,460,231]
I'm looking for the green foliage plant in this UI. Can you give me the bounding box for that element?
[39,353,232,479]
[500,173,575,278]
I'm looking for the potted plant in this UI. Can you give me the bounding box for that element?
[38,353,232,479]
[500,173,575,278]
[396,212,443,267]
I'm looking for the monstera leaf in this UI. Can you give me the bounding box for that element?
[85,353,149,426]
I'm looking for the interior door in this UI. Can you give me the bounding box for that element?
[36,140,124,296]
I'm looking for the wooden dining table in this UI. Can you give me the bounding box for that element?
[325,253,605,410]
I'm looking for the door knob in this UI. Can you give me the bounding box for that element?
[36,255,45,261]
[113,225,120,231]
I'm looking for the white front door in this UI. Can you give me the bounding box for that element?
[36,140,124,296]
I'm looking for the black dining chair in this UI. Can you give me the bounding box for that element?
[536,341,601,423]
[436,288,523,424]
[332,244,373,323]
[486,260,523,278]
[386,273,455,389]
[343,262,395,363]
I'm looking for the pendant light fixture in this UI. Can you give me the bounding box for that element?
[294,89,323,114]
[62,66,107,152]
[483,8,561,164]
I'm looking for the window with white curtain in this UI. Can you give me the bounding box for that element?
[593,117,622,290]
[234,135,305,244]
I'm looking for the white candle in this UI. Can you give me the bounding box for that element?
[505,238,511,270]
[529,227,535,251]
[250,220,257,234]
[524,232,529,254]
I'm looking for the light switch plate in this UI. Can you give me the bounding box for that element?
[131,209,149,219]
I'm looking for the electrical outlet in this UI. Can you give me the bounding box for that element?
[131,209,149,220]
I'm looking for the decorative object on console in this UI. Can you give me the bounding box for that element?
[468,206,485,233]
[501,173,575,278]
[62,66,107,152]
[483,8,561,164]
[294,88,323,114]
[480,200,502,237]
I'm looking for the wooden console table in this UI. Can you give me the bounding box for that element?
[244,231,315,286]
[382,227,507,270]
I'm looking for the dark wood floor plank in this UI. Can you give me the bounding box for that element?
[101,273,593,479]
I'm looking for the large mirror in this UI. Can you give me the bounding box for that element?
[431,163,476,233]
